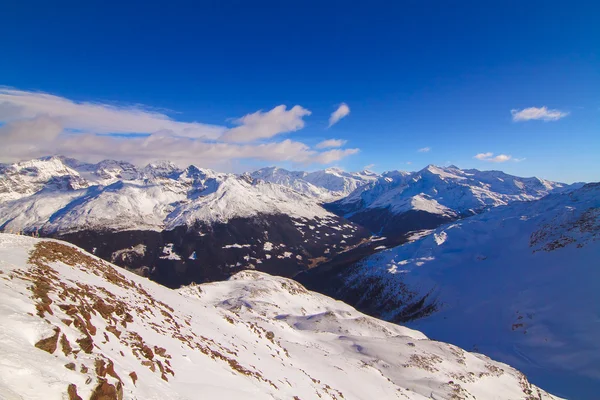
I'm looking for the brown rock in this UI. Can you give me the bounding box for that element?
[60,334,73,356]
[90,379,123,400]
[67,384,83,400]
[129,371,138,385]
[77,335,94,354]
[35,327,61,354]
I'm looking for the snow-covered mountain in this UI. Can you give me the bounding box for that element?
[0,233,560,399]
[0,157,371,287]
[0,157,331,232]
[299,182,600,399]
[328,164,580,236]
[251,166,378,201]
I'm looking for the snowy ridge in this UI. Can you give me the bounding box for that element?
[164,177,331,229]
[335,164,577,218]
[0,157,336,234]
[251,166,378,201]
[340,183,600,398]
[0,234,560,399]
[0,157,87,202]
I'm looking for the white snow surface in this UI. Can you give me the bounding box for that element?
[337,164,579,216]
[0,157,335,233]
[251,166,378,201]
[0,234,560,400]
[346,183,600,397]
[1,157,577,233]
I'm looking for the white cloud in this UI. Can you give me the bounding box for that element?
[328,103,350,127]
[311,148,360,164]
[511,106,569,122]
[0,88,224,139]
[363,163,375,170]
[221,105,311,142]
[406,161,412,165]
[474,152,493,160]
[474,152,512,163]
[418,147,431,153]
[0,89,358,169]
[316,139,347,149]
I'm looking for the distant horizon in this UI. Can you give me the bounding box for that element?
[2,153,591,184]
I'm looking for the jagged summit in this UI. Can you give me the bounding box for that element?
[0,156,372,288]
[250,165,378,201]
[330,162,580,236]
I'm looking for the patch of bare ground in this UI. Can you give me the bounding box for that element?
[518,372,545,400]
[447,381,473,400]
[35,326,61,354]
[67,384,82,400]
[402,353,443,373]
[129,371,138,385]
[530,207,600,252]
[299,368,344,399]
[90,379,123,400]
[19,240,280,395]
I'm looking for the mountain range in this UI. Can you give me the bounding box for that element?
[0,155,596,398]
[0,157,373,287]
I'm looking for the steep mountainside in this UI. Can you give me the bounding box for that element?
[0,234,560,400]
[251,166,378,201]
[298,183,600,399]
[0,157,370,287]
[328,165,579,237]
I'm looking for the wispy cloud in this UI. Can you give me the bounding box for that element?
[328,103,350,127]
[474,152,512,163]
[0,89,359,169]
[0,88,224,138]
[312,148,360,164]
[511,106,569,122]
[316,139,347,149]
[221,105,311,142]
[418,147,430,153]
[363,164,375,170]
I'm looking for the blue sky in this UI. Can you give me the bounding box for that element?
[0,0,598,182]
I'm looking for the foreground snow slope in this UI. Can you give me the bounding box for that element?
[340,183,600,398]
[0,234,559,399]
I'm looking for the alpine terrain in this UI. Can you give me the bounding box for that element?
[0,233,561,399]
[0,157,373,288]
[327,165,579,237]
[298,182,600,399]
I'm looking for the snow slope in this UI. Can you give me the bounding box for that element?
[251,166,378,201]
[0,233,560,399]
[337,183,600,398]
[328,164,580,237]
[0,157,335,234]
[335,165,575,216]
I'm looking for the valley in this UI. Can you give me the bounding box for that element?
[0,155,597,399]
